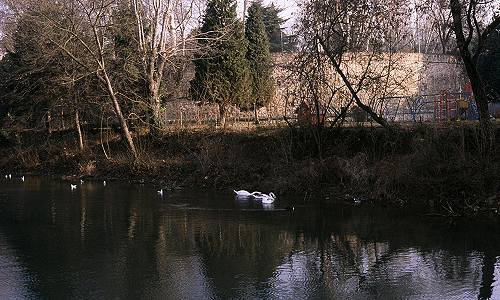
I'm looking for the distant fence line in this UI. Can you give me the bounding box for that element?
[27,91,500,134]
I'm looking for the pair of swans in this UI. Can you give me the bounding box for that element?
[4,175,25,181]
[234,190,276,204]
[5,174,25,181]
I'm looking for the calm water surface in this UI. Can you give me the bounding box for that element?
[0,176,499,299]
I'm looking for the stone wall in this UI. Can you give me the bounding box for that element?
[161,52,468,124]
[272,52,468,121]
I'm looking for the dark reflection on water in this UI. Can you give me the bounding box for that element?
[0,176,499,299]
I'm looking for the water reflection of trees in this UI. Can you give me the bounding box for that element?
[0,180,499,299]
[135,204,500,299]
[0,229,33,298]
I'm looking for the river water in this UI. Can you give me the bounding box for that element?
[0,176,499,299]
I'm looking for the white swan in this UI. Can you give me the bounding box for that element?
[252,192,276,204]
[234,190,255,197]
[70,184,77,190]
[21,176,25,182]
[103,181,106,186]
[158,189,164,196]
[80,179,84,185]
[234,190,277,203]
[8,174,11,179]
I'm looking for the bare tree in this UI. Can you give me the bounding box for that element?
[449,0,500,131]
[1,1,86,141]
[291,0,415,129]
[130,0,204,131]
[4,0,140,157]
[425,0,455,54]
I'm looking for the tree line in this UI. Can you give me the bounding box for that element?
[0,0,499,158]
[0,0,281,157]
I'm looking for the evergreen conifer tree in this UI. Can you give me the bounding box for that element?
[262,4,285,52]
[245,1,273,124]
[190,0,251,127]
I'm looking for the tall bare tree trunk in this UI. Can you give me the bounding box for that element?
[136,0,178,133]
[450,0,490,122]
[75,110,84,151]
[149,80,162,132]
[253,102,260,125]
[219,104,226,128]
[61,109,65,130]
[100,71,138,158]
[46,111,52,134]
[450,0,495,149]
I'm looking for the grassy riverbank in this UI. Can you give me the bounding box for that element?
[1,124,499,215]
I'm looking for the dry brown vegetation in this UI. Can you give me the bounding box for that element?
[1,124,499,215]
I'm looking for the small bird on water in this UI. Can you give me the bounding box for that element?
[157,189,164,197]
[70,184,77,190]
[21,176,25,182]
[103,181,106,186]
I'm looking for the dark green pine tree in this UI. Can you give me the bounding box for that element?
[261,3,285,52]
[245,1,273,124]
[190,0,251,127]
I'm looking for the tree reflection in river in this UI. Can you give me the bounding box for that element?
[0,230,33,299]
[0,176,498,299]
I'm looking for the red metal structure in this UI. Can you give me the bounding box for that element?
[296,101,325,126]
[434,83,474,121]
[434,90,450,121]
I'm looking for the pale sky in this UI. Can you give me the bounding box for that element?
[262,0,298,31]
[238,0,299,33]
